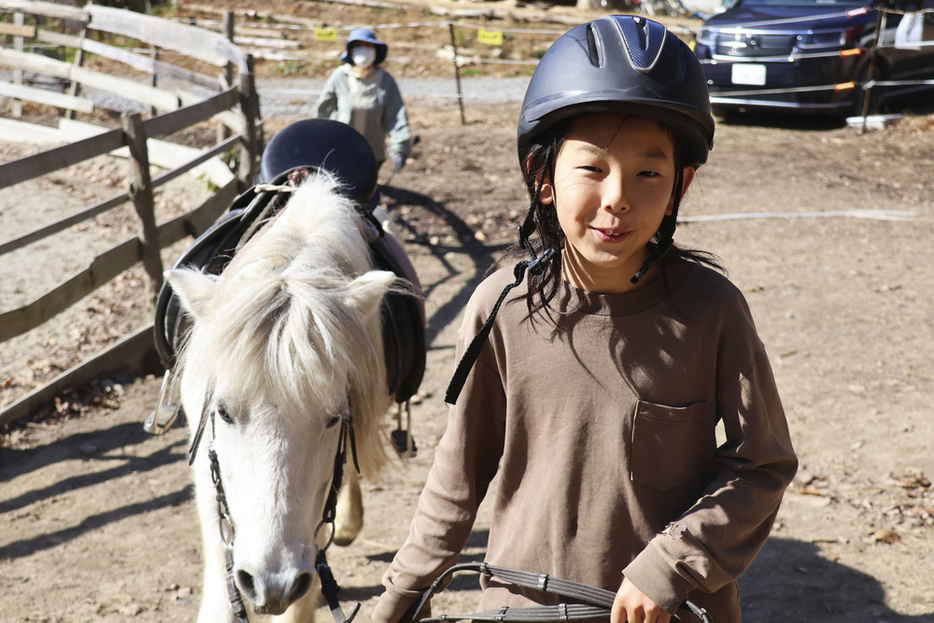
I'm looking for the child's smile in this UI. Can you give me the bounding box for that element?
[539,113,694,294]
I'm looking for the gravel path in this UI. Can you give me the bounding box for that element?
[256,76,531,118]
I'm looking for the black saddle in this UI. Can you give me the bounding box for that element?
[153,166,426,405]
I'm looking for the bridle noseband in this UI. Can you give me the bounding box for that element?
[189,394,362,623]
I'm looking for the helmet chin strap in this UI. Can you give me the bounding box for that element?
[630,238,671,285]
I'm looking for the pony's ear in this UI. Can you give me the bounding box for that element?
[346,270,396,319]
[165,268,220,321]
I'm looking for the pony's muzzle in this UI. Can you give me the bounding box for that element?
[236,564,315,616]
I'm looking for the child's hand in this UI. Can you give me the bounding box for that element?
[611,577,671,623]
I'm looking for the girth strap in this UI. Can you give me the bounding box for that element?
[400,562,712,623]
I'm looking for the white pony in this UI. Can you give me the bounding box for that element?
[167,172,400,622]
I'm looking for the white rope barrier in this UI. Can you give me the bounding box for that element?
[709,83,857,97]
[874,5,934,15]
[698,50,861,63]
[698,6,873,30]
[867,77,934,87]
[681,209,920,223]
[708,74,934,99]
[454,22,567,36]
[697,5,932,30]
[465,57,540,65]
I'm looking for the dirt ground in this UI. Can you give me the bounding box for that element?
[3,1,934,622]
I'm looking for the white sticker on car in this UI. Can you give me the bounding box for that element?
[731,63,767,86]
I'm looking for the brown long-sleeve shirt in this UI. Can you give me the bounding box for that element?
[374,258,797,623]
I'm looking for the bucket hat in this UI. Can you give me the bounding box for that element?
[341,28,388,65]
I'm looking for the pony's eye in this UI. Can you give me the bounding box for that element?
[216,401,233,424]
[325,415,341,429]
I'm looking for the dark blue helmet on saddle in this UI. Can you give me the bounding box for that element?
[154,119,425,404]
[257,118,380,207]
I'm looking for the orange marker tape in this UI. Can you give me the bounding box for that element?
[835,81,856,91]
[840,48,862,57]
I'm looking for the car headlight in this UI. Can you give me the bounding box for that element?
[798,26,866,49]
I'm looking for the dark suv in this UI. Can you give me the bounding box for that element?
[693,0,934,116]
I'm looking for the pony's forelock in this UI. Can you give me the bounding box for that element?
[176,172,390,475]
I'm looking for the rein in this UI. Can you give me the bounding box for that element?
[189,394,362,623]
[400,562,713,623]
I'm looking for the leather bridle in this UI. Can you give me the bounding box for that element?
[189,392,362,623]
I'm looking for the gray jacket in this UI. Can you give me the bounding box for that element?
[316,64,411,167]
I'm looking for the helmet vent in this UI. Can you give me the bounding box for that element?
[585,23,604,68]
[612,15,666,74]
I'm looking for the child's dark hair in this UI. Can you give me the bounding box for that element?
[503,117,724,320]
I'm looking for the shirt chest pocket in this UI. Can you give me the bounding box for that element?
[630,399,713,492]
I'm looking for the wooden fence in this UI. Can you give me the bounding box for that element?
[0,1,262,427]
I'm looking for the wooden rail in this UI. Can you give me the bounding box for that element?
[0,2,261,427]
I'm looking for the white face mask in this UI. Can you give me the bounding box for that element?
[351,46,376,69]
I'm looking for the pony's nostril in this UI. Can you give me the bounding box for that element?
[234,567,311,615]
[289,571,314,603]
[236,569,257,601]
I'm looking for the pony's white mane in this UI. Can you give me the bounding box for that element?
[177,172,391,474]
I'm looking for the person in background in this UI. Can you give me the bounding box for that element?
[316,28,412,177]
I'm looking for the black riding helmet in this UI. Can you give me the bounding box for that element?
[517,15,714,170]
[258,118,379,206]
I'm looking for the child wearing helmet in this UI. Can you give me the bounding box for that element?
[373,15,796,623]
[316,29,411,176]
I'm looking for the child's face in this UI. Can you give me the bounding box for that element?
[540,113,694,293]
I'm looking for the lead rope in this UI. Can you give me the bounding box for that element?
[400,562,712,623]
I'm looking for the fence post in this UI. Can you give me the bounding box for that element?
[150,45,160,117]
[858,8,885,133]
[238,53,260,187]
[65,25,88,121]
[122,111,164,310]
[13,12,24,118]
[218,10,235,146]
[447,21,467,126]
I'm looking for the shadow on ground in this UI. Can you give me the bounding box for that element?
[741,537,934,622]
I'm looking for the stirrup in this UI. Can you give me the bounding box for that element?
[390,400,417,458]
[144,369,183,434]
